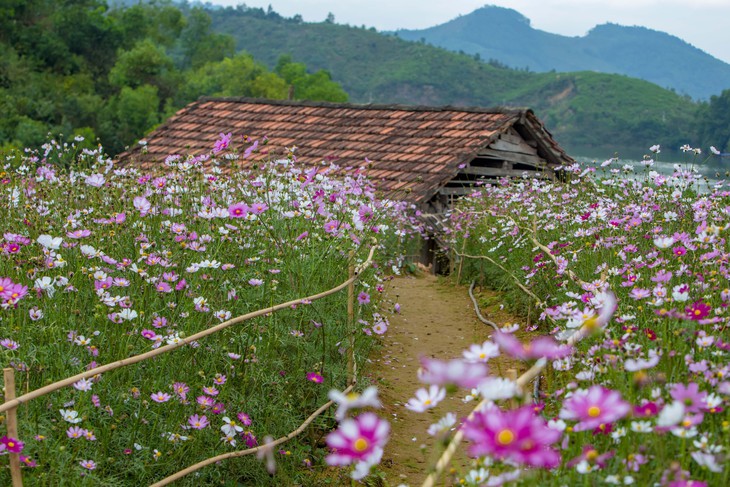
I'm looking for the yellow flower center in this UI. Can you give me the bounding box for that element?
[479,353,486,359]
[497,429,514,445]
[353,438,369,452]
[585,449,599,462]
[424,399,432,406]
[8,441,15,448]
[583,316,599,330]
[587,406,601,418]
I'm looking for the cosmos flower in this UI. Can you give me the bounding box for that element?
[559,386,630,431]
[326,413,389,467]
[329,386,382,421]
[463,405,561,468]
[405,385,446,412]
[418,357,488,389]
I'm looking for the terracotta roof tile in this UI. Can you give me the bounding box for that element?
[119,98,572,203]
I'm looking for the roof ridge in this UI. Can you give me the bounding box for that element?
[198,96,528,116]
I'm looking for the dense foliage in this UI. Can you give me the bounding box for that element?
[421,153,730,485]
[206,4,705,152]
[0,0,348,155]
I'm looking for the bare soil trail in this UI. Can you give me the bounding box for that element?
[370,273,528,486]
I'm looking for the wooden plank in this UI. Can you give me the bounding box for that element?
[476,148,547,167]
[498,132,523,145]
[460,167,546,178]
[438,187,479,195]
[489,138,539,155]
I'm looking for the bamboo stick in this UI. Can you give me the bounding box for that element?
[347,250,355,383]
[3,368,23,487]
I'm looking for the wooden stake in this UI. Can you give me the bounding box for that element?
[3,367,23,487]
[347,250,355,383]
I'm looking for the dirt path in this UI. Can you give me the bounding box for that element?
[372,273,527,486]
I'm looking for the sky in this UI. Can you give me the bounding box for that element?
[210,0,730,64]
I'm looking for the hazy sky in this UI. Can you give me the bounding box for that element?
[211,0,730,64]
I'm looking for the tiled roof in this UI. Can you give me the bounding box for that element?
[118,98,568,203]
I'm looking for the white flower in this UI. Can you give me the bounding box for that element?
[351,446,382,481]
[328,386,381,421]
[80,245,98,258]
[691,451,723,472]
[657,401,685,427]
[462,340,500,363]
[653,236,674,249]
[73,378,94,391]
[60,409,82,424]
[37,234,62,250]
[710,146,721,155]
[630,420,653,433]
[405,385,446,412]
[118,309,138,321]
[476,377,517,401]
[427,412,457,436]
[220,417,244,436]
[34,276,55,297]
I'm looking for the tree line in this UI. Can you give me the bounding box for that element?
[0,0,348,155]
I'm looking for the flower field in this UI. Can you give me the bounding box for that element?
[0,137,417,485]
[431,152,730,485]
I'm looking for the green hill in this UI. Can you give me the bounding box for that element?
[208,6,697,151]
[395,5,730,101]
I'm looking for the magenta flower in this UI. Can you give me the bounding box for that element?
[463,405,561,468]
[357,292,370,305]
[493,333,572,360]
[418,357,488,389]
[307,372,324,383]
[237,412,252,426]
[1,436,24,453]
[228,202,248,218]
[326,413,390,466]
[150,392,171,403]
[559,386,630,431]
[173,382,189,399]
[685,301,711,321]
[188,414,209,430]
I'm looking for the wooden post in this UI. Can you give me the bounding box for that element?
[3,367,23,487]
[347,251,355,384]
[506,368,518,409]
[456,239,467,284]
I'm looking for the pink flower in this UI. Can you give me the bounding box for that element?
[79,459,96,470]
[669,383,707,414]
[493,333,572,360]
[559,386,630,431]
[173,382,189,399]
[249,202,268,215]
[326,413,390,466]
[463,405,561,468]
[0,436,24,453]
[67,229,91,239]
[418,357,488,389]
[213,132,232,153]
[188,414,209,430]
[357,292,370,305]
[151,392,171,403]
[228,202,248,218]
[133,196,151,216]
[307,372,324,383]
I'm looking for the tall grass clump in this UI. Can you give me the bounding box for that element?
[0,135,419,485]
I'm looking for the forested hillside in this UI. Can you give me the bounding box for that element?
[396,6,730,101]
[0,0,346,155]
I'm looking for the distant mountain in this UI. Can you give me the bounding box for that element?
[395,5,730,100]
[206,5,696,152]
